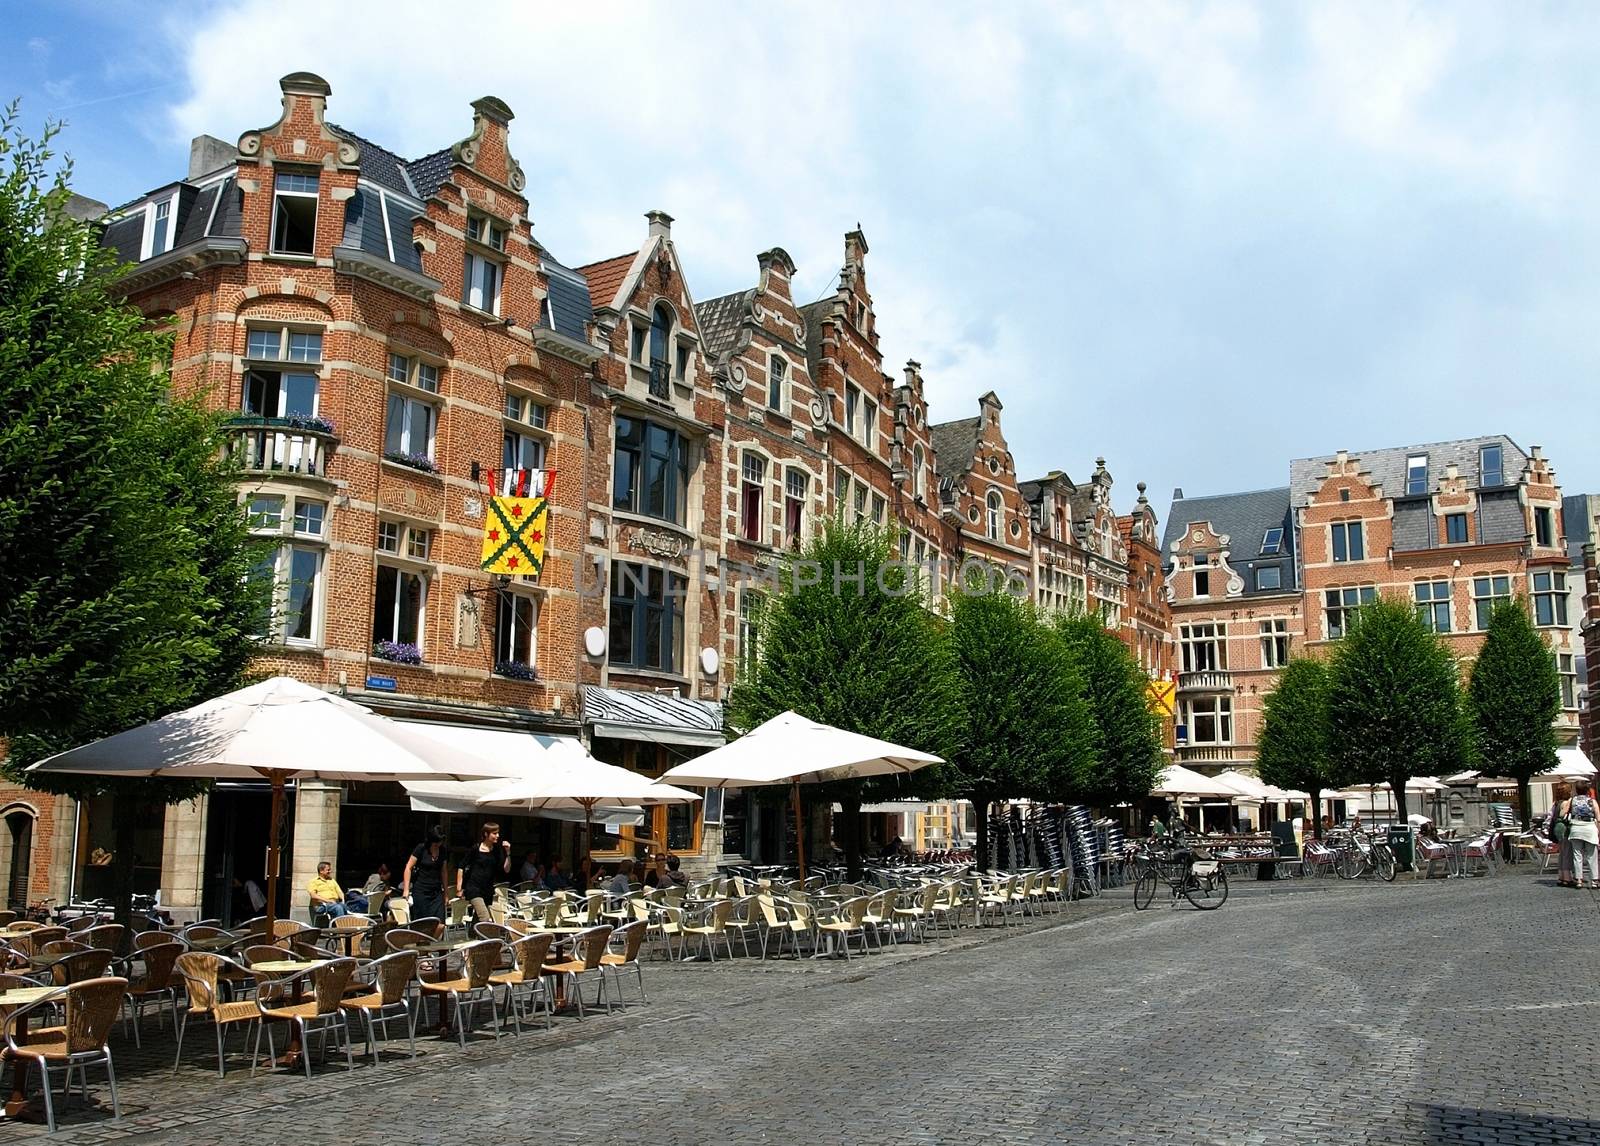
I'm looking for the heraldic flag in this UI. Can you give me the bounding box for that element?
[480,469,555,576]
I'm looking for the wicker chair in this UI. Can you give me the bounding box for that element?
[3,977,126,1132]
[133,931,177,953]
[80,925,125,953]
[251,957,358,1079]
[122,941,183,1047]
[40,940,90,957]
[417,940,501,1049]
[384,896,411,926]
[270,919,308,946]
[52,950,114,987]
[599,920,648,1007]
[814,897,871,959]
[489,932,554,1035]
[173,954,261,1078]
[542,925,613,1020]
[0,911,16,928]
[679,900,738,962]
[6,921,43,934]
[339,949,418,1064]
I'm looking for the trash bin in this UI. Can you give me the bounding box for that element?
[1387,824,1414,873]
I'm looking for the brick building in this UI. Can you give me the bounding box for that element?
[5,72,1170,916]
[1163,436,1581,773]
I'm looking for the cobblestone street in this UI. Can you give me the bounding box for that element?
[17,871,1600,1145]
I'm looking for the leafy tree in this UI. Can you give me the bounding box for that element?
[1326,595,1468,821]
[726,518,962,878]
[1468,597,1560,828]
[1256,657,1335,839]
[0,112,266,933]
[948,589,1095,870]
[1055,611,1164,807]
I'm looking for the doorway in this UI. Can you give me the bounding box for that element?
[202,785,293,927]
[4,812,32,911]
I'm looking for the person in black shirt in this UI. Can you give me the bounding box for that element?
[404,826,448,934]
[457,821,511,926]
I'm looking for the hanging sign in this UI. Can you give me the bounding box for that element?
[480,469,555,577]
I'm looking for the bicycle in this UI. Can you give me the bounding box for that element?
[1131,831,1229,911]
[1331,827,1397,882]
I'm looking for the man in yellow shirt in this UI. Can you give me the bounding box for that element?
[308,860,347,924]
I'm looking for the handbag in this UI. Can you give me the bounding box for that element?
[1553,800,1572,843]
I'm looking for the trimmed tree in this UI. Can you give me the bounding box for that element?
[0,114,266,931]
[1256,657,1335,839]
[1468,597,1560,828]
[726,518,962,878]
[1055,611,1164,808]
[1326,595,1469,821]
[948,589,1095,870]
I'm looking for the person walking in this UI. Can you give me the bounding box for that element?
[457,821,512,925]
[1567,785,1599,889]
[404,825,449,927]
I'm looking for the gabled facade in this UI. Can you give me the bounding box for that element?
[931,392,1031,581]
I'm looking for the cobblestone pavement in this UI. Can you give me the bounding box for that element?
[15,870,1600,1145]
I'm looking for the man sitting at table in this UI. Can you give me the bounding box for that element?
[308,860,348,924]
[543,858,571,891]
[605,858,635,894]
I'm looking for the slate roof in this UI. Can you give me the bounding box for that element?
[1289,434,1527,508]
[327,124,417,197]
[540,257,593,343]
[930,418,982,481]
[406,149,453,200]
[1565,493,1597,568]
[576,254,634,312]
[1161,486,1296,596]
[100,176,242,266]
[694,289,753,362]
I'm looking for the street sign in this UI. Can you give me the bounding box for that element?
[1147,679,1176,717]
[365,675,397,692]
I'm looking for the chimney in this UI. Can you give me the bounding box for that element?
[188,134,235,181]
[646,210,673,241]
[1531,444,1544,460]
[1173,487,1184,501]
[62,194,108,223]
[903,360,921,388]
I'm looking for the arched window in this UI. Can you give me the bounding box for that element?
[1,809,33,911]
[913,445,925,499]
[649,304,673,368]
[986,490,1002,541]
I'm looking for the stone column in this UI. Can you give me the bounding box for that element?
[160,796,208,924]
[289,781,342,920]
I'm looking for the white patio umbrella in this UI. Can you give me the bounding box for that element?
[656,710,944,877]
[27,677,516,929]
[1150,765,1239,799]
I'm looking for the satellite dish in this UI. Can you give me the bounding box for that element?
[700,648,720,676]
[583,627,606,658]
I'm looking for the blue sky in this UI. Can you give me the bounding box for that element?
[7,1,1597,528]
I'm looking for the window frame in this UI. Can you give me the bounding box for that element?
[784,468,806,547]
[1405,453,1428,496]
[1179,622,1227,673]
[1445,512,1468,544]
[740,451,767,543]
[1531,569,1568,628]
[767,354,787,412]
[1471,573,1512,630]
[1260,528,1283,555]
[737,587,764,677]
[985,490,1002,541]
[1182,696,1233,745]
[246,491,328,646]
[608,561,686,674]
[1324,584,1377,640]
[385,390,438,464]
[372,562,429,652]
[1534,506,1554,548]
[1479,443,1504,488]
[1259,618,1289,669]
[1330,520,1365,563]
[269,168,319,257]
[494,590,539,672]
[1255,565,1281,592]
[1413,579,1452,634]
[612,415,692,526]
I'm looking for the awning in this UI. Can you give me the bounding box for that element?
[582,686,724,747]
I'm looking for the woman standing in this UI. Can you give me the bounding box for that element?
[404,825,448,929]
[1568,785,1599,889]
[1546,785,1576,888]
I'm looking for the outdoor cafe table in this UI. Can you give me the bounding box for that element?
[0,985,62,1120]
[407,941,477,1033]
[250,959,328,1067]
[184,932,250,953]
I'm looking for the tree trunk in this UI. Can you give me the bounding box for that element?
[839,793,863,882]
[974,797,991,873]
[1517,777,1533,831]
[112,809,137,951]
[1309,787,1322,839]
[1392,777,1409,823]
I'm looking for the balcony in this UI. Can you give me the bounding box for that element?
[1177,670,1233,696]
[1176,744,1250,765]
[226,416,338,480]
[647,358,672,400]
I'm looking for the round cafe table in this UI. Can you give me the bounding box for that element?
[0,985,63,1121]
[251,959,327,1067]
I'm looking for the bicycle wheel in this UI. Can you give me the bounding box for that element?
[1374,844,1397,882]
[1133,870,1157,910]
[1185,867,1229,910]
[1336,847,1359,880]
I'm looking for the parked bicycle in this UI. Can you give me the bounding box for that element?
[1331,827,1397,882]
[1131,828,1229,911]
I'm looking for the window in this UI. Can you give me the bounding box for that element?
[1259,619,1289,669]
[247,494,325,645]
[1193,555,1210,599]
[784,468,806,547]
[504,394,548,429]
[630,324,647,364]
[608,562,685,672]
[243,327,321,421]
[466,214,506,252]
[852,483,867,524]
[613,416,691,525]
[738,589,764,677]
[986,491,1002,541]
[1182,697,1233,744]
[767,356,786,411]
[376,521,401,553]
[1260,528,1283,555]
[495,592,538,671]
[1479,443,1503,488]
[464,251,502,315]
[913,444,925,500]
[862,399,877,449]
[372,565,427,650]
[648,306,673,397]
[376,520,430,559]
[1414,580,1452,634]
[1255,565,1281,591]
[1532,570,1568,627]
[1472,574,1512,629]
[1535,506,1554,548]
[1445,513,1468,544]
[676,344,690,383]
[270,170,318,255]
[149,198,172,257]
[1179,623,1227,673]
[1558,653,1577,709]
[1330,521,1364,562]
[741,453,766,542]
[246,328,323,363]
[871,493,886,525]
[406,528,431,561]
[387,353,438,393]
[1405,454,1428,496]
[833,469,850,510]
[844,385,859,435]
[385,391,437,464]
[502,426,545,493]
[1324,585,1377,639]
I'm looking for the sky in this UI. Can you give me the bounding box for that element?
[6,1,1597,528]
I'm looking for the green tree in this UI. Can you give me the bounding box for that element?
[1326,595,1468,820]
[1468,597,1560,828]
[0,113,266,932]
[1055,611,1164,807]
[1256,657,1335,839]
[726,518,962,878]
[948,589,1095,870]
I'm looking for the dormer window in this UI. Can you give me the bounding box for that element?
[270,170,318,256]
[150,199,172,257]
[1405,454,1428,496]
[463,215,505,315]
[767,355,787,412]
[1480,443,1504,488]
[466,214,506,251]
[986,491,1002,541]
[1260,527,1283,555]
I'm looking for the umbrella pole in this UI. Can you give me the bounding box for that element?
[792,781,806,881]
[265,772,285,932]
